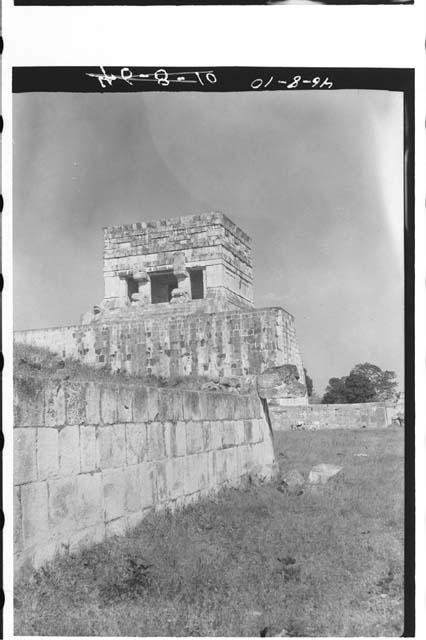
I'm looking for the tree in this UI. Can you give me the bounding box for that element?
[343,372,376,403]
[322,377,347,404]
[350,363,398,401]
[303,368,313,397]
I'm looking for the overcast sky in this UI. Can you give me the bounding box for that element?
[13,89,404,393]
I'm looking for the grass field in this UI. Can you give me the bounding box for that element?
[15,427,404,637]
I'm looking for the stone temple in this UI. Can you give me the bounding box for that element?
[15,212,307,394]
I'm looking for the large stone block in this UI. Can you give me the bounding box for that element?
[14,377,44,427]
[100,385,118,424]
[80,426,97,472]
[164,421,186,457]
[146,423,165,461]
[210,421,224,450]
[137,463,156,509]
[48,476,78,537]
[185,452,209,495]
[97,424,126,469]
[158,389,184,422]
[44,381,66,427]
[186,421,204,454]
[133,386,159,422]
[154,461,168,503]
[32,541,60,570]
[14,428,37,484]
[69,523,105,555]
[183,391,203,421]
[75,473,104,527]
[123,466,142,513]
[257,364,306,400]
[103,468,126,522]
[37,428,59,479]
[65,383,86,425]
[117,387,133,423]
[165,457,185,500]
[58,426,80,476]
[21,481,49,547]
[126,423,147,465]
[106,516,128,538]
[85,382,101,425]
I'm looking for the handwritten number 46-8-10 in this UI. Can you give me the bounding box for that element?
[250,75,333,90]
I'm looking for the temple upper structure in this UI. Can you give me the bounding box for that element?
[83,212,254,322]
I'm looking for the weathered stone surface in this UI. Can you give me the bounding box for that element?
[137,462,155,509]
[133,386,159,422]
[158,389,184,422]
[117,387,133,423]
[185,452,209,495]
[14,428,37,484]
[186,421,204,454]
[37,428,59,479]
[32,541,59,570]
[146,423,165,461]
[58,426,80,476]
[75,473,104,527]
[123,466,142,513]
[80,426,97,472]
[85,383,101,425]
[210,421,224,450]
[21,482,49,546]
[222,420,236,448]
[183,392,202,421]
[69,523,105,554]
[308,463,343,485]
[106,517,128,538]
[44,381,66,426]
[100,386,118,424]
[103,468,126,521]
[14,487,23,552]
[65,383,87,425]
[155,461,168,503]
[165,457,186,499]
[48,476,77,535]
[97,424,126,469]
[257,364,306,401]
[126,423,147,464]
[14,377,44,427]
[281,469,305,488]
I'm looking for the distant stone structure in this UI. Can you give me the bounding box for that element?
[15,212,307,395]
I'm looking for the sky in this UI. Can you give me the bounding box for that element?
[13,89,404,394]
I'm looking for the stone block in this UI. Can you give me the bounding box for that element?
[164,421,186,457]
[234,420,245,445]
[222,421,236,448]
[137,463,156,509]
[21,481,49,547]
[58,426,80,476]
[244,420,253,443]
[100,385,118,424]
[123,466,142,513]
[254,418,265,443]
[224,447,240,482]
[33,541,60,570]
[207,451,217,489]
[165,457,185,500]
[97,424,126,469]
[65,382,86,425]
[186,421,204,454]
[238,445,254,475]
[126,423,147,465]
[85,382,101,425]
[44,381,66,427]
[146,423,165,461]
[80,426,97,472]
[48,476,78,536]
[127,510,148,531]
[103,468,126,522]
[14,377,44,427]
[185,452,209,495]
[117,387,133,423]
[69,523,105,554]
[210,421,224,450]
[155,461,168,503]
[183,391,202,421]
[14,428,37,484]
[202,421,212,450]
[75,473,104,527]
[14,487,23,553]
[133,386,159,422]
[158,389,184,422]
[37,428,59,479]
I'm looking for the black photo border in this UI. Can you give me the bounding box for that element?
[11,65,415,637]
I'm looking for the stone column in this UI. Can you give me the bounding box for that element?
[171,252,191,303]
[132,269,151,305]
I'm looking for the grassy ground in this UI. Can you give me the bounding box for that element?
[15,427,404,637]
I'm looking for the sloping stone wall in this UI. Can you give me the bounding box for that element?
[14,307,305,383]
[14,376,275,575]
[268,402,393,431]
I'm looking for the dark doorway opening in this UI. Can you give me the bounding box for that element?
[126,277,139,302]
[151,271,178,304]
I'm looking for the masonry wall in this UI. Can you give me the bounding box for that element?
[14,376,275,575]
[268,402,393,431]
[15,307,305,383]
